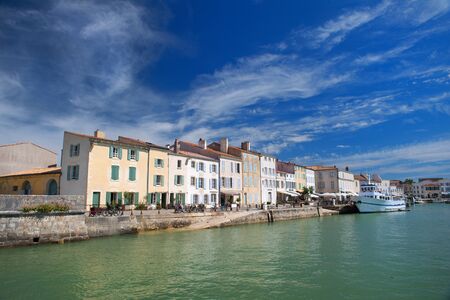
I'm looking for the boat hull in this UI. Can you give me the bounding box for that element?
[355,196,406,213]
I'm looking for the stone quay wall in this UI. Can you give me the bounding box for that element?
[0,195,85,212]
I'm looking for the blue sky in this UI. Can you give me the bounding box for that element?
[0,0,449,179]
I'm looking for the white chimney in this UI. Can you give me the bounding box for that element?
[198,138,207,149]
[220,137,229,153]
[174,139,180,153]
[94,130,105,139]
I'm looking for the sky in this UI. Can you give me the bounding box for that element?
[0,0,449,180]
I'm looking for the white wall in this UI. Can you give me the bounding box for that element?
[260,155,277,204]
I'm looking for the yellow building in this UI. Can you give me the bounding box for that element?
[294,165,307,192]
[0,167,61,195]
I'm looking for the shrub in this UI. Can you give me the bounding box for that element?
[21,203,70,213]
[135,203,147,210]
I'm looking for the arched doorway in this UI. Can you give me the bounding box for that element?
[22,181,32,195]
[47,179,58,195]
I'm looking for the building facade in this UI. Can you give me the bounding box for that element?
[0,142,57,176]
[276,161,298,203]
[260,154,277,205]
[0,167,60,195]
[305,168,316,191]
[294,165,307,192]
[310,166,339,193]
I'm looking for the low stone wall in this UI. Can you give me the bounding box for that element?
[0,195,85,212]
[0,213,88,247]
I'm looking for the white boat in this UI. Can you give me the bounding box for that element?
[355,183,406,213]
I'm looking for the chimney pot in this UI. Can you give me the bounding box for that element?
[241,141,251,151]
[198,138,207,149]
[220,137,229,153]
[94,130,105,139]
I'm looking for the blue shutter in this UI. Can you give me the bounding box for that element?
[161,160,164,168]
[180,176,184,185]
[134,192,139,205]
[136,149,139,161]
[127,149,131,160]
[153,175,157,186]
[106,192,111,205]
[118,147,122,159]
[118,192,123,205]
[109,146,113,158]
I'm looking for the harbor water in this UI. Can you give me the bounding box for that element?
[0,204,449,299]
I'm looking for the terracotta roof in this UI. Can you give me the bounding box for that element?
[307,166,337,171]
[0,167,61,178]
[179,140,240,160]
[176,150,217,161]
[354,174,368,181]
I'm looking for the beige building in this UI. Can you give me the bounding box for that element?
[309,166,339,193]
[210,141,261,207]
[61,131,151,209]
[294,165,307,192]
[0,142,57,176]
[0,167,60,195]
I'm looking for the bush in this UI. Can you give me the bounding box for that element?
[135,203,147,210]
[21,203,70,213]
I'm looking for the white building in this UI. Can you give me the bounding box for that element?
[305,168,316,191]
[338,169,356,194]
[260,154,277,205]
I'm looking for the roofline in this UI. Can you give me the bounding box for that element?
[0,168,62,178]
[0,142,57,155]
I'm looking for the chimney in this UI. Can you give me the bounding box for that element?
[345,166,349,172]
[94,130,105,139]
[198,138,207,149]
[174,139,180,153]
[220,137,228,153]
[241,141,251,151]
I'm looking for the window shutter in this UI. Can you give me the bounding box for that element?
[147,193,152,204]
[161,176,164,186]
[154,159,157,167]
[174,175,177,185]
[67,166,71,181]
[180,176,184,185]
[127,149,131,160]
[76,144,80,156]
[70,145,74,157]
[161,160,164,168]
[156,193,161,204]
[153,175,157,186]
[136,150,139,161]
[106,192,111,205]
[109,146,113,158]
[75,165,79,179]
[118,192,122,205]
[134,192,139,205]
[118,147,122,159]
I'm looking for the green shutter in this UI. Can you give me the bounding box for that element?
[106,192,111,205]
[118,192,122,205]
[154,159,157,167]
[134,192,139,205]
[161,176,164,187]
[129,167,136,181]
[67,166,71,180]
[181,176,184,185]
[174,175,177,185]
[118,147,122,159]
[181,193,185,205]
[153,175,157,186]
[156,193,161,204]
[136,150,139,161]
[109,146,113,158]
[127,149,131,160]
[147,193,152,204]
[111,166,119,180]
[161,160,164,168]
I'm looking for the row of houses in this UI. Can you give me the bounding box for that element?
[2,130,430,209]
[410,178,450,201]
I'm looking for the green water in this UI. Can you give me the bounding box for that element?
[1,205,449,299]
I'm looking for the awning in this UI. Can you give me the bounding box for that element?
[277,191,298,197]
[221,190,241,196]
[310,194,319,198]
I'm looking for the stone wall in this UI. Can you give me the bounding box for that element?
[0,214,88,247]
[0,195,85,212]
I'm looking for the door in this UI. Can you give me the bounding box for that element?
[92,192,100,207]
[161,193,167,208]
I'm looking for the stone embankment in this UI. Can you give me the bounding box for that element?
[1,206,338,248]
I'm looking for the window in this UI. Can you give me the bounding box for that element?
[204,194,209,204]
[236,163,240,173]
[244,162,248,172]
[111,165,119,180]
[211,164,217,173]
[198,162,205,172]
[191,177,196,186]
[331,181,335,189]
[175,175,184,185]
[177,160,182,169]
[67,165,79,180]
[128,149,137,160]
[211,194,217,203]
[70,144,80,157]
[230,178,233,188]
[211,179,217,189]
[113,147,119,158]
[13,186,18,191]
[154,175,164,186]
[155,159,164,168]
[191,161,196,168]
[221,177,225,187]
[198,178,205,189]
[129,167,136,181]
[193,194,199,204]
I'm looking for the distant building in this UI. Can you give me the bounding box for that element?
[276,161,298,203]
[305,168,316,191]
[260,153,277,205]
[0,142,57,176]
[309,166,339,193]
[413,178,445,201]
[0,167,61,195]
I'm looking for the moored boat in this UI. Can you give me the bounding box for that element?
[355,183,406,213]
